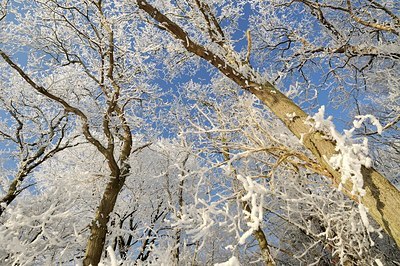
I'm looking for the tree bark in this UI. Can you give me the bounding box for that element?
[250,86,400,247]
[83,174,126,266]
[136,0,400,247]
[0,172,26,216]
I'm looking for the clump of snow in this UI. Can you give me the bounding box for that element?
[328,136,370,196]
[306,106,382,197]
[374,258,384,266]
[286,112,297,121]
[237,174,267,244]
[107,246,118,266]
[358,204,372,233]
[214,256,241,266]
[306,106,383,245]
[353,115,383,135]
[98,246,118,266]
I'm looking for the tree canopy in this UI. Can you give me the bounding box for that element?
[0,0,399,265]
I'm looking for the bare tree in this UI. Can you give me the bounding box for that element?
[0,0,399,264]
[135,0,400,247]
[0,83,79,216]
[0,0,151,264]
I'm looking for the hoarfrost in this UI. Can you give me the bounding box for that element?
[286,112,297,121]
[353,115,383,135]
[306,106,383,197]
[306,106,383,245]
[237,175,267,244]
[106,246,118,266]
[214,256,241,266]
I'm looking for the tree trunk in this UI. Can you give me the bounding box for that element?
[250,86,400,247]
[242,202,276,266]
[222,144,275,265]
[173,178,184,264]
[136,0,400,247]
[0,173,26,217]
[83,175,126,266]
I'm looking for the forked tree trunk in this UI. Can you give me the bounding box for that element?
[136,0,400,247]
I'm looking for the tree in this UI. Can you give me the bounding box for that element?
[0,0,399,265]
[0,1,152,264]
[0,139,195,265]
[168,82,399,264]
[0,80,78,216]
[135,0,400,247]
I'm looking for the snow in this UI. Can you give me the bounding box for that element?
[286,112,297,121]
[214,256,241,266]
[307,106,382,246]
[97,247,118,266]
[306,106,383,197]
[358,204,372,232]
[237,175,267,244]
[107,246,118,266]
[374,258,384,266]
[353,115,383,134]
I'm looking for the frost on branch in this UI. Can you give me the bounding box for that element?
[237,174,267,245]
[306,106,384,247]
[306,106,383,197]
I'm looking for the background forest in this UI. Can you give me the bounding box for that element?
[0,0,399,265]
